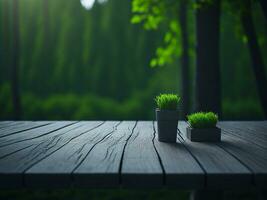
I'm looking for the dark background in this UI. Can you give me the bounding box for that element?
[0,0,266,121]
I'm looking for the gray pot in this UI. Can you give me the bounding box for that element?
[186,127,221,142]
[156,109,179,143]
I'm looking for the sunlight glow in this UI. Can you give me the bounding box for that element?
[80,0,95,10]
[80,0,108,10]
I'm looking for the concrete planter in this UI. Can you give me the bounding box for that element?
[156,109,179,143]
[186,127,221,142]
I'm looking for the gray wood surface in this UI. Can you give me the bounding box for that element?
[153,121,204,189]
[0,121,266,189]
[0,121,51,138]
[121,121,163,188]
[74,121,136,187]
[0,122,86,158]
[178,122,252,189]
[0,121,23,129]
[25,121,120,187]
[218,129,267,188]
[218,122,267,149]
[0,121,103,188]
[0,121,75,147]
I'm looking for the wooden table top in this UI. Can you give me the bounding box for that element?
[0,121,266,189]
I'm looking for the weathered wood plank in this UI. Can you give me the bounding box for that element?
[178,122,252,189]
[217,129,267,188]
[0,121,14,124]
[24,121,121,187]
[0,121,103,188]
[73,121,136,187]
[0,121,265,189]
[153,122,204,189]
[0,121,51,138]
[0,121,36,130]
[219,121,267,135]
[121,121,163,188]
[218,122,267,149]
[0,121,76,147]
[0,121,20,129]
[0,122,86,158]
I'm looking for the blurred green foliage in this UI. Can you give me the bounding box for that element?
[0,0,266,120]
[131,0,183,67]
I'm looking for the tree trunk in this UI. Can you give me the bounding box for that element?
[241,0,267,118]
[179,0,190,118]
[11,0,21,120]
[195,0,221,116]
[42,0,50,93]
[2,0,10,81]
[43,0,49,41]
[259,0,267,20]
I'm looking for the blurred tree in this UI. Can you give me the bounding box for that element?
[42,0,50,94]
[241,0,267,117]
[11,0,21,119]
[131,0,191,117]
[1,0,10,84]
[259,0,267,19]
[179,0,190,117]
[1,0,266,120]
[195,0,221,116]
[131,0,223,115]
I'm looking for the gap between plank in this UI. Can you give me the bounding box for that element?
[0,122,24,130]
[0,122,79,148]
[0,144,35,160]
[215,141,255,185]
[118,121,138,185]
[220,128,266,150]
[0,122,86,159]
[71,121,122,178]
[0,122,53,139]
[177,125,208,187]
[21,121,106,186]
[152,121,166,185]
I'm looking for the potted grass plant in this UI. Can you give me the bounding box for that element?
[155,94,180,143]
[186,112,221,142]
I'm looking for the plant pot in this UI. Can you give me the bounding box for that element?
[186,127,221,142]
[156,109,179,143]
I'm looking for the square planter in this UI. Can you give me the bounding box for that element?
[156,109,179,143]
[186,127,221,142]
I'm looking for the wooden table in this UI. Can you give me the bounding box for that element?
[0,121,266,198]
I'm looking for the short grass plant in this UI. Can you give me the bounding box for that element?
[155,94,180,110]
[187,112,218,129]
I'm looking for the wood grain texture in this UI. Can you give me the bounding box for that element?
[178,121,252,189]
[121,121,163,188]
[218,130,267,188]
[0,121,266,189]
[0,121,51,138]
[25,121,120,187]
[0,122,86,158]
[218,122,267,149]
[0,121,75,147]
[0,121,103,188]
[153,122,204,189]
[219,121,267,135]
[74,121,136,187]
[0,121,22,129]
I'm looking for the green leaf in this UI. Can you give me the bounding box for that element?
[150,59,158,68]
[164,32,172,43]
[131,15,142,24]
